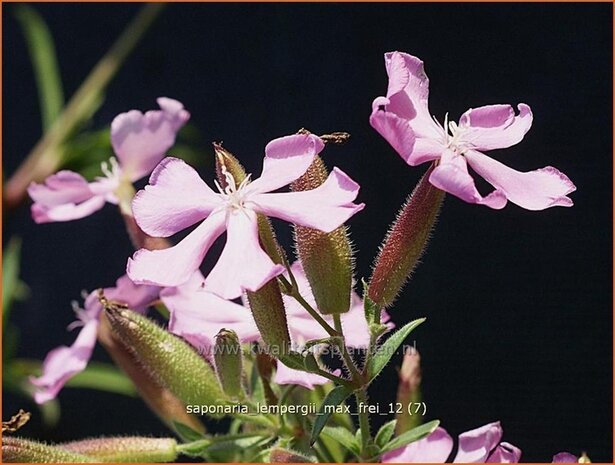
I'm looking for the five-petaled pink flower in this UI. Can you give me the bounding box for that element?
[381,422,521,463]
[27,98,189,223]
[370,52,576,210]
[127,133,364,299]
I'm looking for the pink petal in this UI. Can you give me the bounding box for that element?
[370,98,417,165]
[381,427,454,463]
[28,171,111,223]
[247,134,324,194]
[31,195,107,223]
[453,421,503,463]
[429,150,507,209]
[459,104,533,151]
[464,149,576,210]
[340,291,372,348]
[30,319,99,404]
[111,97,190,182]
[274,361,332,389]
[106,275,160,313]
[127,210,226,287]
[203,209,285,299]
[552,453,578,463]
[383,52,440,139]
[251,167,364,233]
[486,442,522,463]
[132,157,221,237]
[161,273,259,354]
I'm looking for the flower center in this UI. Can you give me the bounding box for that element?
[433,113,470,155]
[214,166,252,211]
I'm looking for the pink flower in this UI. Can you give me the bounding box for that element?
[30,276,159,404]
[382,422,521,463]
[160,271,260,353]
[127,133,364,299]
[27,98,189,223]
[552,453,578,463]
[370,52,575,210]
[273,261,393,389]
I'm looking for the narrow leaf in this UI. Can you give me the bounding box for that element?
[173,421,206,443]
[310,385,353,445]
[380,420,440,454]
[13,4,64,130]
[367,318,425,382]
[375,419,397,448]
[321,426,360,457]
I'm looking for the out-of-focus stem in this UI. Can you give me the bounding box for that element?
[4,3,165,209]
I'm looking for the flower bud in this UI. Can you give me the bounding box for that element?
[2,437,95,463]
[214,329,244,398]
[269,448,314,463]
[369,164,444,307]
[246,280,292,354]
[395,348,422,434]
[62,437,177,462]
[290,155,354,314]
[97,314,206,435]
[215,144,291,352]
[104,303,227,414]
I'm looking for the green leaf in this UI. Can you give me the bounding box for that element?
[65,362,137,397]
[310,385,353,445]
[13,4,64,130]
[375,419,397,448]
[380,420,440,454]
[321,426,360,458]
[173,422,206,443]
[366,318,425,382]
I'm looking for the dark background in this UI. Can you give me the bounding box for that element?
[3,3,612,462]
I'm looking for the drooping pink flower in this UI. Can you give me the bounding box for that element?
[381,422,521,463]
[30,276,159,404]
[370,52,575,210]
[272,261,393,389]
[127,133,364,299]
[28,98,189,223]
[160,271,260,353]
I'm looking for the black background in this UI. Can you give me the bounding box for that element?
[2,3,612,462]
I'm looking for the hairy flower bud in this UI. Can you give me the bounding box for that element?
[104,302,227,414]
[214,329,244,398]
[2,437,95,463]
[97,314,205,435]
[369,164,444,307]
[215,143,291,352]
[290,155,354,314]
[395,348,422,434]
[62,437,177,462]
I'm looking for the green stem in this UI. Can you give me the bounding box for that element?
[289,286,337,337]
[356,390,372,460]
[5,3,165,208]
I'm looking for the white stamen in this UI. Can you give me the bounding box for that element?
[215,165,253,211]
